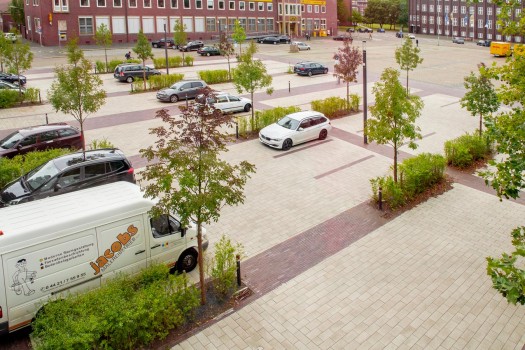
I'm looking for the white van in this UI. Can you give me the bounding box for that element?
[0,182,207,335]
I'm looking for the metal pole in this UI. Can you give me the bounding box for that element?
[288,81,290,92]
[45,113,48,124]
[236,254,241,286]
[362,41,368,145]
[378,186,383,211]
[164,22,169,75]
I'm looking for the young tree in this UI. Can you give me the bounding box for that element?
[140,88,256,305]
[8,0,24,33]
[395,36,423,94]
[94,23,112,73]
[333,41,363,110]
[173,20,187,63]
[48,39,106,154]
[133,29,154,91]
[0,34,12,72]
[232,20,246,56]
[4,40,33,96]
[366,68,423,182]
[352,9,363,25]
[460,63,499,137]
[232,41,274,128]
[218,32,235,80]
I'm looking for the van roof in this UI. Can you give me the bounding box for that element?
[0,182,153,255]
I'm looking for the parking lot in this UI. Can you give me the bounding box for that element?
[2,33,525,349]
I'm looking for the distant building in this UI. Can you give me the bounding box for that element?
[23,0,337,46]
[408,0,523,42]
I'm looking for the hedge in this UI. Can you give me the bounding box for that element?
[237,106,302,136]
[197,69,230,84]
[444,132,492,168]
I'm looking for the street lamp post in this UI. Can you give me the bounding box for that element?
[362,40,368,145]
[164,21,169,75]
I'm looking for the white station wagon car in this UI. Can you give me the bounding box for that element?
[259,111,331,150]
[293,41,311,51]
[207,92,252,114]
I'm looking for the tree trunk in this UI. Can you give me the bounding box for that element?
[142,59,147,91]
[346,81,350,110]
[393,144,398,183]
[250,90,255,131]
[479,114,483,137]
[197,223,206,305]
[406,70,409,95]
[104,47,108,73]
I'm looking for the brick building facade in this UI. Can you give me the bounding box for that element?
[23,0,337,46]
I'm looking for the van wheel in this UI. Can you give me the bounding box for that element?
[126,76,134,83]
[319,129,328,140]
[244,104,252,112]
[170,95,179,103]
[177,249,198,273]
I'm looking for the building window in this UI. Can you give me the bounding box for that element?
[113,0,121,6]
[33,0,39,5]
[429,16,434,24]
[196,0,202,8]
[26,15,31,30]
[478,7,483,15]
[183,0,189,8]
[129,0,136,7]
[207,0,212,8]
[248,18,255,31]
[267,3,272,11]
[321,5,325,13]
[258,2,263,10]
[314,5,318,12]
[206,17,216,31]
[422,4,426,11]
[422,16,426,24]
[97,0,105,6]
[238,18,246,29]
[301,4,304,12]
[516,8,521,16]
[34,17,41,31]
[320,18,326,29]
[239,1,244,10]
[79,17,94,35]
[80,0,89,7]
[307,5,312,12]
[157,0,164,7]
[144,0,151,7]
[429,4,434,12]
[171,0,177,7]
[257,18,264,31]
[54,0,69,11]
[437,5,441,13]
[266,18,273,31]
[229,0,234,9]
[249,1,254,10]
[452,6,457,13]
[218,0,224,9]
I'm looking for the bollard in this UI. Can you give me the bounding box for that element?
[45,113,48,124]
[378,186,383,211]
[94,64,97,74]
[130,83,133,92]
[236,254,241,286]
[235,121,239,139]
[185,93,188,108]
[288,81,291,93]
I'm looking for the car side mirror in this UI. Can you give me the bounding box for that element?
[54,183,62,192]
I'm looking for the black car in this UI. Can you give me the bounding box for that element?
[0,149,136,206]
[258,36,280,44]
[113,63,161,83]
[294,62,329,76]
[477,40,491,47]
[346,28,355,33]
[0,123,83,158]
[179,40,204,52]
[197,46,221,56]
[277,35,291,43]
[358,28,373,33]
[0,72,26,85]
[152,38,175,48]
[377,28,385,33]
[333,35,353,42]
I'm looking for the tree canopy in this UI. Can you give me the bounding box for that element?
[94,23,112,73]
[333,41,363,110]
[395,37,423,94]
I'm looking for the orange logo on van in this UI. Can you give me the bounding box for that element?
[90,225,138,275]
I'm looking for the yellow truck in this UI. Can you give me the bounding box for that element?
[490,41,511,56]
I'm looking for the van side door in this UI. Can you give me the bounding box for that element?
[148,215,187,269]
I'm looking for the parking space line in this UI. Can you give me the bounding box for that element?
[314,155,375,179]
[272,139,333,158]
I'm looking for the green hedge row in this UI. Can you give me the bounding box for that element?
[370,153,447,210]
[444,132,492,168]
[0,88,42,108]
[132,73,185,92]
[237,106,302,136]
[310,94,360,118]
[198,69,230,84]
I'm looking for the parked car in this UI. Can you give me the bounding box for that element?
[151,38,175,48]
[156,79,208,103]
[333,35,353,42]
[453,37,465,44]
[294,61,328,76]
[3,32,16,43]
[396,32,404,38]
[258,36,280,44]
[0,72,26,85]
[179,40,204,51]
[259,111,332,150]
[0,80,25,93]
[0,123,82,158]
[408,34,416,39]
[358,28,373,33]
[277,35,291,43]
[0,149,135,206]
[113,63,161,83]
[377,28,385,33]
[204,92,252,113]
[293,41,311,51]
[477,40,492,47]
[346,28,355,33]
[197,46,221,56]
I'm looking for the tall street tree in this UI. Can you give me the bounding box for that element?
[0,34,12,73]
[4,39,33,96]
[333,41,363,110]
[94,23,112,73]
[232,20,246,56]
[233,41,273,128]
[365,0,390,28]
[140,88,256,305]
[173,20,188,63]
[460,63,499,137]
[8,0,24,33]
[133,29,154,91]
[395,36,423,94]
[48,38,106,154]
[366,68,423,182]
[218,32,235,80]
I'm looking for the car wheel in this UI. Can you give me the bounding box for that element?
[177,249,197,273]
[153,44,158,48]
[126,76,134,83]
[170,95,179,103]
[308,47,311,50]
[282,138,293,151]
[207,52,211,56]
[324,68,328,74]
[319,129,328,140]
[273,41,277,45]
[308,71,313,77]
[244,104,252,112]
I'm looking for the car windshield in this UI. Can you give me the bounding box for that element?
[277,116,300,130]
[25,160,61,190]
[0,131,23,149]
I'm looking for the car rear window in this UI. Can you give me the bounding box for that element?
[59,128,78,137]
[85,163,108,178]
[110,160,127,171]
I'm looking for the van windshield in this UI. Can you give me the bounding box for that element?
[25,161,60,190]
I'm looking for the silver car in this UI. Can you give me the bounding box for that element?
[156,80,208,103]
[293,41,311,51]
